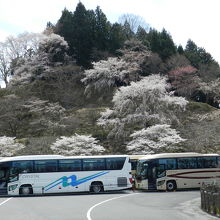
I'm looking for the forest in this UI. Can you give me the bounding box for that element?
[0,2,220,157]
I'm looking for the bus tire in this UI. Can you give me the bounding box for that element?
[19,185,33,195]
[90,182,104,193]
[166,181,176,192]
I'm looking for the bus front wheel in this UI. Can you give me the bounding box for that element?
[90,182,104,193]
[166,181,176,192]
[19,185,33,195]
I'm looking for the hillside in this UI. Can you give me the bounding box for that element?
[0,2,219,156]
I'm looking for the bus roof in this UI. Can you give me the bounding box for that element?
[0,154,129,162]
[128,155,146,160]
[138,152,219,160]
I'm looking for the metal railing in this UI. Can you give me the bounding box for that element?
[201,184,220,218]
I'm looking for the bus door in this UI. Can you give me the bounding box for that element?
[147,162,157,190]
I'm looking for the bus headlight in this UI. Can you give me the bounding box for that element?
[157,180,165,186]
[8,184,18,191]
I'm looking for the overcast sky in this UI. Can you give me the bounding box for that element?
[0,0,220,63]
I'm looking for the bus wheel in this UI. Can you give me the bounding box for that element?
[90,182,104,193]
[166,181,176,192]
[19,185,33,195]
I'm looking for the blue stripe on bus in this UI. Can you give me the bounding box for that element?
[44,171,110,192]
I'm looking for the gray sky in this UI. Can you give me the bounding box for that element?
[0,0,220,63]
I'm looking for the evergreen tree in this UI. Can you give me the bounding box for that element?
[94,6,111,51]
[136,26,150,48]
[122,21,135,40]
[158,29,176,60]
[72,2,95,67]
[185,39,217,68]
[177,45,184,54]
[147,28,176,60]
[55,8,74,55]
[109,23,126,53]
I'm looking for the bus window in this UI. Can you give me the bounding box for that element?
[106,157,126,170]
[218,157,220,167]
[59,159,82,171]
[83,158,105,171]
[12,161,33,173]
[177,157,197,169]
[159,159,176,170]
[35,160,58,172]
[0,169,5,179]
[203,157,217,168]
[198,157,217,168]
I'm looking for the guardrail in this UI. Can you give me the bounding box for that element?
[201,184,220,217]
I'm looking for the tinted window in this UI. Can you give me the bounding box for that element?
[35,160,58,172]
[59,159,82,171]
[159,159,177,170]
[83,159,105,171]
[218,157,220,167]
[12,161,33,173]
[177,157,197,169]
[198,157,217,168]
[106,157,126,170]
[130,160,137,170]
[0,169,5,179]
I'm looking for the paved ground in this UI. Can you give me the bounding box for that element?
[0,190,216,220]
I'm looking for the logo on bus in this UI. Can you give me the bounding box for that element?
[44,171,109,192]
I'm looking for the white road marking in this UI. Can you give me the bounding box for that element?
[86,193,139,220]
[0,198,12,206]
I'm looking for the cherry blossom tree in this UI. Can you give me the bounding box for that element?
[168,65,199,98]
[81,57,140,96]
[127,124,185,154]
[9,33,69,86]
[0,136,25,156]
[97,74,188,144]
[198,79,220,107]
[50,133,105,156]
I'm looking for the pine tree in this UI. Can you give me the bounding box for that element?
[147,28,176,60]
[72,2,95,67]
[55,8,74,55]
[109,23,126,53]
[94,6,111,51]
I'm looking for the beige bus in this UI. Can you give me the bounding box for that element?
[135,152,220,191]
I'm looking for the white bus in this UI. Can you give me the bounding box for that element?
[0,155,132,196]
[135,152,220,191]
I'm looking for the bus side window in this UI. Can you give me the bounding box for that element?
[204,157,217,168]
[35,160,58,172]
[12,161,34,173]
[106,158,126,170]
[218,157,220,168]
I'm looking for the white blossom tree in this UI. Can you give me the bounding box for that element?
[0,32,45,87]
[198,79,220,106]
[0,136,25,156]
[127,124,185,154]
[50,134,105,156]
[97,74,188,141]
[9,33,69,86]
[81,57,140,96]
